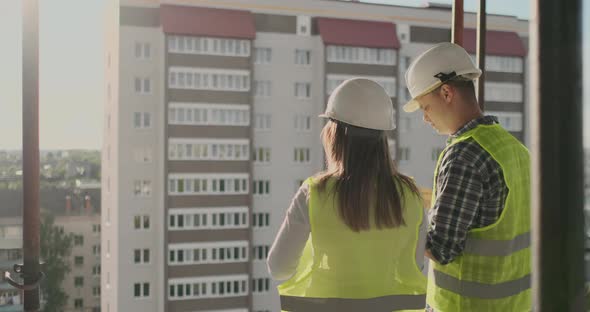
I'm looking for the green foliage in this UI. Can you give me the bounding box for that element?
[40,212,74,312]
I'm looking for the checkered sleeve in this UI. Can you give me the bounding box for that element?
[426,142,485,265]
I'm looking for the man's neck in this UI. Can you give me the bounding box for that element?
[450,105,483,135]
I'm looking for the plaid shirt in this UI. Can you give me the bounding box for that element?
[426,115,508,265]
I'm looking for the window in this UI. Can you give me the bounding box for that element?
[133,112,151,129]
[169,241,248,265]
[398,147,410,162]
[294,82,311,99]
[326,74,396,97]
[168,138,249,161]
[252,278,271,293]
[92,224,101,234]
[254,47,272,64]
[93,286,101,297]
[134,249,150,264]
[74,299,84,308]
[254,114,271,131]
[92,245,100,256]
[168,275,248,299]
[133,180,152,197]
[134,215,151,230]
[135,77,141,93]
[134,112,141,128]
[168,67,250,92]
[74,256,84,266]
[143,112,151,127]
[327,46,396,65]
[253,245,270,261]
[252,180,270,196]
[169,207,248,231]
[168,174,249,195]
[134,283,141,297]
[469,54,524,73]
[92,265,101,276]
[134,77,151,94]
[485,82,523,103]
[143,43,151,58]
[168,103,250,126]
[143,283,150,297]
[294,115,311,132]
[293,148,311,163]
[74,235,84,246]
[74,276,84,287]
[168,35,250,57]
[254,80,272,97]
[135,42,151,59]
[295,49,311,65]
[252,213,270,228]
[134,282,150,298]
[253,147,271,164]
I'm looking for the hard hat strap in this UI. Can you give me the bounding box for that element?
[434,71,457,83]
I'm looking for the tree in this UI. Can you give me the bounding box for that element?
[40,212,73,312]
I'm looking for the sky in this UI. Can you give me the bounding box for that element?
[0,0,105,150]
[0,0,587,149]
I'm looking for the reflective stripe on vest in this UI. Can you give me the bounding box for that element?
[432,270,531,299]
[464,232,530,256]
[280,294,427,312]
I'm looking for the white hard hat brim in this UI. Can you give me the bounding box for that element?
[403,99,420,113]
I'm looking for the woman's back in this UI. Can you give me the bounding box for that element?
[302,176,426,298]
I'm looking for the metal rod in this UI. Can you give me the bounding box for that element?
[22,0,41,311]
[476,0,486,110]
[530,0,585,310]
[452,0,464,46]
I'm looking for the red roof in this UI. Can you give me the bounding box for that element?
[317,18,400,49]
[160,5,255,39]
[463,29,526,57]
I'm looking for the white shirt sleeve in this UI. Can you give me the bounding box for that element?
[266,183,311,281]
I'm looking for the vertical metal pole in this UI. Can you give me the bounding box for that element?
[22,0,41,311]
[452,0,464,46]
[530,0,585,311]
[476,0,486,111]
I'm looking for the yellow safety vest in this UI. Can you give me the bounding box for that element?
[427,124,531,311]
[278,177,427,311]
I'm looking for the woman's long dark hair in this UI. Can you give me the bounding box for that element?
[316,119,421,232]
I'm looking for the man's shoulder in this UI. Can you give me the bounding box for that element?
[442,138,500,175]
[444,138,486,163]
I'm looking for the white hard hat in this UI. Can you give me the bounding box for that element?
[320,78,394,130]
[403,42,481,113]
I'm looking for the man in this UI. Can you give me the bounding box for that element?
[404,42,531,311]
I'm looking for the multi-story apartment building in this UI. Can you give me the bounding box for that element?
[0,187,101,312]
[102,1,528,311]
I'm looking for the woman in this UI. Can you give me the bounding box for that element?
[267,78,427,311]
